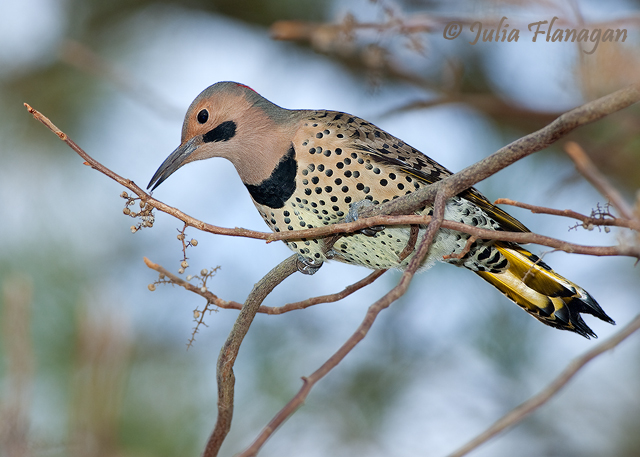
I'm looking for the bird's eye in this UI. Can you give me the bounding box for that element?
[197,109,209,124]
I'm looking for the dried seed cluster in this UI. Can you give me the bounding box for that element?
[570,203,616,233]
[148,265,220,301]
[121,191,155,232]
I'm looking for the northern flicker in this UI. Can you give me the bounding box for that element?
[148,81,614,338]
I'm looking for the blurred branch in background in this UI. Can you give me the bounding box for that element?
[448,313,640,457]
[272,9,640,116]
[0,277,133,457]
[69,303,132,457]
[563,141,636,221]
[59,40,183,120]
[0,276,34,457]
[272,5,640,190]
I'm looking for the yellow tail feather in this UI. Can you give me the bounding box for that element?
[476,243,614,338]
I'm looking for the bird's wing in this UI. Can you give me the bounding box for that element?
[335,114,530,233]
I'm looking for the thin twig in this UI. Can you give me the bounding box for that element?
[24,103,274,240]
[443,235,478,260]
[266,269,387,314]
[564,141,637,220]
[143,257,244,310]
[144,258,386,314]
[446,313,640,457]
[398,225,420,261]
[495,198,640,231]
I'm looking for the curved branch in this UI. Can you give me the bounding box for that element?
[144,257,244,310]
[203,255,298,457]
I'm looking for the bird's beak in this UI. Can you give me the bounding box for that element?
[147,136,202,191]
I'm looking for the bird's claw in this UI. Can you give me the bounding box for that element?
[345,199,384,237]
[296,254,323,275]
[360,226,385,236]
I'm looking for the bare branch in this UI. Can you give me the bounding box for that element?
[398,225,420,261]
[143,257,244,310]
[446,313,640,457]
[269,214,638,258]
[24,103,275,241]
[265,269,386,314]
[443,235,478,260]
[144,258,386,314]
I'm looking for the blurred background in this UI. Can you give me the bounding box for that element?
[1,0,639,456]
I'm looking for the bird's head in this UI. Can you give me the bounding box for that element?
[148,81,298,191]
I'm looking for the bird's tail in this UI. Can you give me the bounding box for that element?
[475,243,614,338]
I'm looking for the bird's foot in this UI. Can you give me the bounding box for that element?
[345,199,384,237]
[296,254,323,275]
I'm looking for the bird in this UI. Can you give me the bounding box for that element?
[148,81,614,338]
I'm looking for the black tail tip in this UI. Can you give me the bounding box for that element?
[563,295,615,339]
